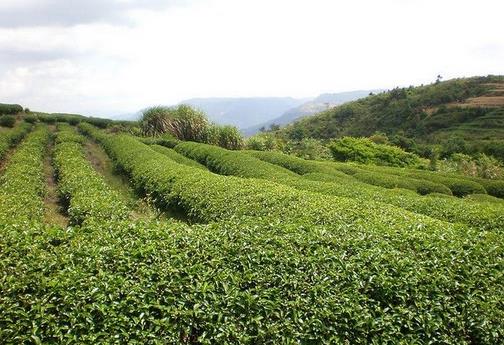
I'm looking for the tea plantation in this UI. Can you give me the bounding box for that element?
[0,122,503,344]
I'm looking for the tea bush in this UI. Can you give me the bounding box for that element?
[0,122,31,160]
[240,149,504,231]
[0,125,49,225]
[0,115,16,127]
[54,126,130,224]
[1,123,503,343]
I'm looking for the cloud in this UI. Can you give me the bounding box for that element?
[0,0,190,27]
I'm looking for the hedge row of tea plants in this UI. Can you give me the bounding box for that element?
[175,141,298,180]
[0,122,31,160]
[0,125,49,225]
[1,124,503,343]
[352,171,452,195]
[177,143,450,196]
[242,149,504,231]
[135,133,180,148]
[53,126,130,225]
[80,123,454,232]
[358,164,488,197]
[1,215,503,343]
[151,144,207,170]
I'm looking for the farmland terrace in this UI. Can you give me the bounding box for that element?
[0,121,503,343]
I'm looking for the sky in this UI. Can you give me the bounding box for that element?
[0,0,503,117]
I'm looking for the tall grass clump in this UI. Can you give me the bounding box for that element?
[140,104,243,149]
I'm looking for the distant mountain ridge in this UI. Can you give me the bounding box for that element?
[179,97,308,129]
[243,90,380,135]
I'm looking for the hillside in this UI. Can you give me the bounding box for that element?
[244,90,380,135]
[180,97,307,129]
[281,76,504,144]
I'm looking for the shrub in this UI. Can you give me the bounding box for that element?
[329,136,420,167]
[53,125,129,224]
[285,138,332,160]
[244,149,503,230]
[151,145,206,170]
[245,133,280,151]
[215,125,243,150]
[0,103,23,115]
[353,171,452,195]
[24,114,39,123]
[0,123,31,160]
[0,115,16,127]
[0,125,49,224]
[485,181,504,199]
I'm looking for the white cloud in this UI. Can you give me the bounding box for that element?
[0,0,502,116]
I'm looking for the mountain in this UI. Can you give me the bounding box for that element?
[179,97,308,129]
[243,90,379,136]
[280,76,504,144]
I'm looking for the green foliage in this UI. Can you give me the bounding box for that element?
[0,103,23,115]
[485,180,504,199]
[440,137,469,157]
[245,132,281,151]
[0,115,16,127]
[368,131,389,145]
[438,153,504,179]
[140,105,209,141]
[84,124,457,231]
[23,114,39,124]
[139,105,244,149]
[0,123,503,343]
[0,122,31,160]
[2,216,503,343]
[352,171,452,195]
[358,163,489,197]
[215,125,244,150]
[329,136,421,167]
[53,125,130,225]
[135,132,180,148]
[285,138,332,160]
[245,149,504,230]
[151,144,207,170]
[283,76,502,141]
[0,125,49,224]
[33,113,112,128]
[205,124,244,150]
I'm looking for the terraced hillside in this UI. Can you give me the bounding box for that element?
[281,75,504,142]
[1,121,503,343]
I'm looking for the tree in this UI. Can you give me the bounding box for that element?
[269,123,280,131]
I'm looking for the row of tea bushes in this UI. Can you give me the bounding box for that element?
[356,163,488,197]
[1,215,503,343]
[151,145,207,170]
[0,122,31,160]
[0,125,48,225]
[80,124,454,233]
[53,125,130,225]
[202,147,504,231]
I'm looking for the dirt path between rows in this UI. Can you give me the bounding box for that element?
[82,139,179,221]
[43,129,69,228]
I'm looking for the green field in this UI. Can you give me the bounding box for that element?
[0,121,503,343]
